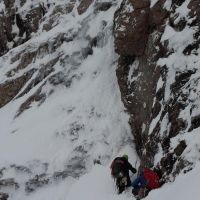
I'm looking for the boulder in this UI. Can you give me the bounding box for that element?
[0,1,46,56]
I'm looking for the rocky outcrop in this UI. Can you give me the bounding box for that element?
[0,69,36,108]
[0,0,46,56]
[25,174,49,193]
[0,193,9,200]
[114,0,200,180]
[42,1,75,32]
[16,87,46,117]
[114,0,150,56]
[77,0,94,15]
[0,178,19,190]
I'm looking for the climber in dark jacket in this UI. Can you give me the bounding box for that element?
[110,154,137,186]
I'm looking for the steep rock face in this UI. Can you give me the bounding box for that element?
[114,0,200,180]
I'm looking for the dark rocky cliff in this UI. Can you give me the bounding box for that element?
[114,0,200,180]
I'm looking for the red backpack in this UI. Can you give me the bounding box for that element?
[143,168,160,189]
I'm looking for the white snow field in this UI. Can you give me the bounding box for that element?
[0,0,136,199]
[0,0,200,199]
[0,0,133,170]
[12,161,200,200]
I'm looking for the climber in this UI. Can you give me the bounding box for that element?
[110,154,137,187]
[132,168,161,199]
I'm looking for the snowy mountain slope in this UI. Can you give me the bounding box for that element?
[1,0,200,199]
[0,0,137,198]
[11,160,200,200]
[64,162,200,200]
